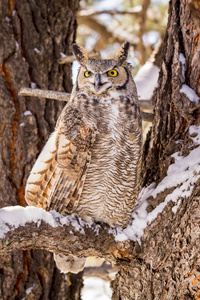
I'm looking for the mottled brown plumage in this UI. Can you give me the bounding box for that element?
[25,41,142,273]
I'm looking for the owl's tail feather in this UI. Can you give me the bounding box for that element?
[54,253,86,274]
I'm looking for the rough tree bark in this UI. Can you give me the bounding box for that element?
[0,0,80,299]
[112,0,200,299]
[0,0,200,300]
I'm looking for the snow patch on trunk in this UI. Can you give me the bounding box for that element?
[115,125,200,243]
[180,84,199,105]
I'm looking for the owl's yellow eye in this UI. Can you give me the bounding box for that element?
[84,71,92,77]
[107,69,118,77]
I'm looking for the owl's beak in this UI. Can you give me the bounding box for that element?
[94,73,101,92]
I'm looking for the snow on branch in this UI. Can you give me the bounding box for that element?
[0,206,134,262]
[1,126,199,267]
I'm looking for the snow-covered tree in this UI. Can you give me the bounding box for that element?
[0,0,200,299]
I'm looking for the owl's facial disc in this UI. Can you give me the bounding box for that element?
[78,64,128,95]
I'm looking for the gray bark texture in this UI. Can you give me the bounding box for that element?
[0,0,80,299]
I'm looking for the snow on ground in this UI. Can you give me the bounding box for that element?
[82,277,112,300]
[115,125,200,243]
[134,61,160,100]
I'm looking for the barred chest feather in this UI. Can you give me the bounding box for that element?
[73,93,141,228]
[25,42,142,277]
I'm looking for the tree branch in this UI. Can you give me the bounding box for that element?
[58,52,101,65]
[141,111,154,122]
[19,88,152,115]
[0,206,135,263]
[19,87,70,101]
[83,262,118,281]
[139,100,153,111]
[79,7,142,17]
[58,55,77,64]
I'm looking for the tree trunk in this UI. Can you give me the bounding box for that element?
[0,0,80,299]
[112,0,200,299]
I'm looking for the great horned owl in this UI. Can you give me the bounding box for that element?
[25,41,142,273]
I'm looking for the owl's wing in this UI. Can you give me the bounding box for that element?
[25,121,96,215]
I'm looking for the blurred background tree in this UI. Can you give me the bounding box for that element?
[77,0,169,71]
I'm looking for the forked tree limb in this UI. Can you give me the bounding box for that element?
[19,87,154,120]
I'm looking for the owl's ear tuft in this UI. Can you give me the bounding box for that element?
[115,41,130,65]
[72,43,88,66]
